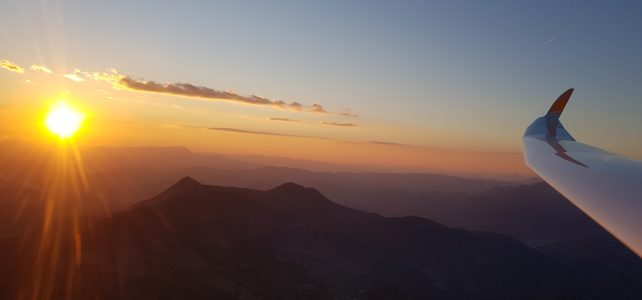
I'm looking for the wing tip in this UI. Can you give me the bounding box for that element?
[547,88,574,116]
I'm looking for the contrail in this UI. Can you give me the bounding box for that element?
[543,37,558,45]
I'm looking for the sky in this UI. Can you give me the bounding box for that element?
[1,0,642,177]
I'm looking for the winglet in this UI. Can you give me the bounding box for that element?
[547,88,574,116]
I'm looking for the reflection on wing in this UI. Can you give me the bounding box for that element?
[545,136,588,168]
[524,89,642,257]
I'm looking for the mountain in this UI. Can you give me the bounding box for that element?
[406,183,610,244]
[340,182,642,296]
[7,178,625,299]
[102,174,642,297]
[0,141,514,213]
[84,166,509,211]
[1,142,639,298]
[445,183,642,296]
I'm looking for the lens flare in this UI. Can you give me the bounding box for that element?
[45,102,84,138]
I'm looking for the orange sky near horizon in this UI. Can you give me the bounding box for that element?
[0,66,532,179]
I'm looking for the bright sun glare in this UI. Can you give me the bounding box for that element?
[45,102,84,138]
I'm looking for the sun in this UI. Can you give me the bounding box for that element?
[45,102,84,138]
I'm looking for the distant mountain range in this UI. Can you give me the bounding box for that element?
[0,178,639,299]
[1,143,640,298]
[6,178,629,299]
[0,142,522,211]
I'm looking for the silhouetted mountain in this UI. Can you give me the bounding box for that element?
[410,183,607,243]
[458,183,642,296]
[82,166,509,211]
[336,182,642,296]
[24,178,623,299]
[1,142,640,298]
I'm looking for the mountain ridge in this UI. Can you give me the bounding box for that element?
[67,178,612,299]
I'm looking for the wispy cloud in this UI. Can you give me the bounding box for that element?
[208,126,409,147]
[311,104,326,113]
[117,76,338,113]
[64,73,85,82]
[338,111,358,117]
[64,68,96,82]
[90,68,122,84]
[543,37,558,45]
[268,118,357,127]
[209,127,329,140]
[0,60,24,73]
[10,59,359,117]
[269,117,299,123]
[309,105,357,117]
[366,140,404,146]
[322,121,358,127]
[86,69,354,115]
[30,64,53,73]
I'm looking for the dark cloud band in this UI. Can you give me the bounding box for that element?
[322,122,358,127]
[119,76,352,116]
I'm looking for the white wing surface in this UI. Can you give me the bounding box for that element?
[524,89,642,257]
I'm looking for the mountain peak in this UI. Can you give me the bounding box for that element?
[269,182,307,192]
[266,182,332,205]
[133,176,203,208]
[166,176,203,193]
[176,176,201,187]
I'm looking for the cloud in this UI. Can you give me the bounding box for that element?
[268,118,356,126]
[311,103,326,113]
[366,140,404,146]
[40,65,358,116]
[207,126,405,146]
[337,111,358,117]
[543,37,558,45]
[118,76,327,113]
[0,60,24,73]
[30,64,53,73]
[309,104,358,117]
[64,73,85,82]
[209,127,329,140]
[90,68,123,84]
[322,121,358,127]
[63,68,97,82]
[269,117,299,122]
